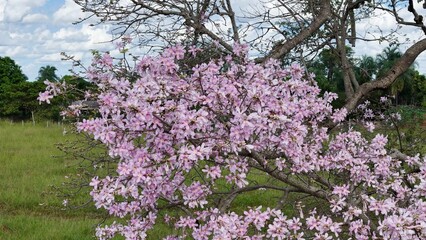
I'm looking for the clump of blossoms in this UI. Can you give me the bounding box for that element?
[40,43,426,239]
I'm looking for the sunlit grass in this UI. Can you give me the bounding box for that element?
[0,121,101,239]
[0,214,96,240]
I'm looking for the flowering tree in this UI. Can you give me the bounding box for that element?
[40,43,426,239]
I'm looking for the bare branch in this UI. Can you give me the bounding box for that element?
[257,0,332,63]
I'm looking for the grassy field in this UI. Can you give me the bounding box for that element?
[0,121,101,240]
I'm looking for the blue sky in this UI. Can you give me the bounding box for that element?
[1,0,426,81]
[0,0,112,81]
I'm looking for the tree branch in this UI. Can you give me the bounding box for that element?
[257,0,332,63]
[344,38,426,112]
[240,150,329,200]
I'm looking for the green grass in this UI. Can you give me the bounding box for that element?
[0,121,101,240]
[0,215,96,240]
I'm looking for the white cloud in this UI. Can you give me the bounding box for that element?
[38,24,111,54]
[354,6,426,60]
[2,0,426,82]
[20,62,38,80]
[82,24,112,45]
[39,53,62,62]
[0,31,14,46]
[53,27,90,42]
[53,0,90,24]
[34,28,51,42]
[10,32,34,44]
[22,13,49,23]
[3,46,27,57]
[3,0,46,22]
[0,1,6,21]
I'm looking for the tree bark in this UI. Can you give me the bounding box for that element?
[337,36,355,99]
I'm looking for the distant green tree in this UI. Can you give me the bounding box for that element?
[0,56,28,117]
[0,56,27,84]
[61,75,93,93]
[37,65,59,82]
[13,81,46,121]
[354,55,377,85]
[308,47,356,107]
[0,57,64,120]
[310,46,426,107]
[398,70,426,106]
[0,78,49,120]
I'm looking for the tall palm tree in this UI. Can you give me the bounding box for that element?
[355,55,377,84]
[37,65,59,82]
[375,46,416,105]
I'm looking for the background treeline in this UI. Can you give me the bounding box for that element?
[1,45,426,121]
[309,45,426,107]
[0,57,92,122]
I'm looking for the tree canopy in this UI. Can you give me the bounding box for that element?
[39,41,426,240]
[0,56,27,84]
[37,65,59,82]
[0,56,29,117]
[0,58,84,120]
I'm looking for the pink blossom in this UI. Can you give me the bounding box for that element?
[232,43,249,57]
[202,165,221,180]
[99,53,113,68]
[180,182,210,208]
[37,91,53,104]
[332,184,350,197]
[365,121,375,132]
[188,45,200,57]
[380,96,389,103]
[331,108,347,123]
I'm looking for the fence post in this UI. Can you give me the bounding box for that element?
[31,111,35,126]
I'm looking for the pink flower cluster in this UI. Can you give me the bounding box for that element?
[37,80,65,104]
[40,43,426,239]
